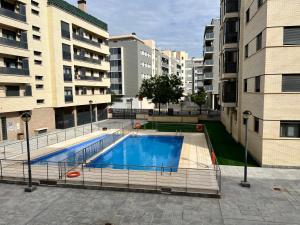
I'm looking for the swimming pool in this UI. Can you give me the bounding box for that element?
[31,134,108,164]
[87,135,184,171]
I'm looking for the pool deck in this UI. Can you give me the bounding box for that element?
[10,129,119,161]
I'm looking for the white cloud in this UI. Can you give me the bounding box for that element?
[66,0,219,57]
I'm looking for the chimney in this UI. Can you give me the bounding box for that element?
[78,0,87,12]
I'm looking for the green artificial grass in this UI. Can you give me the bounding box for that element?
[142,121,258,166]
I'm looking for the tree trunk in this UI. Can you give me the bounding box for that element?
[159,102,161,115]
[200,104,202,115]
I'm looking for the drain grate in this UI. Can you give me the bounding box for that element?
[272,187,282,191]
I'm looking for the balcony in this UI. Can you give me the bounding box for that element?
[204,85,213,92]
[222,81,237,107]
[0,7,26,22]
[224,33,238,44]
[64,95,73,103]
[205,33,214,40]
[74,94,111,105]
[224,63,237,74]
[74,54,102,64]
[204,46,214,54]
[73,33,100,47]
[204,60,214,66]
[204,72,214,79]
[0,67,29,76]
[75,75,102,81]
[225,0,239,13]
[0,37,27,49]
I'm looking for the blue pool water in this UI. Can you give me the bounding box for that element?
[31,134,108,164]
[87,135,184,171]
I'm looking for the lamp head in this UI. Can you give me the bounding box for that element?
[21,112,31,122]
[89,100,93,104]
[243,110,252,120]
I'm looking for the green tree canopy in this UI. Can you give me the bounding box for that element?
[191,87,207,114]
[139,74,184,113]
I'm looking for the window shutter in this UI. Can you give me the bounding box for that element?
[284,27,300,45]
[282,75,300,92]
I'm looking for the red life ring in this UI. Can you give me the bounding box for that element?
[67,171,81,178]
[135,122,142,129]
[211,152,216,165]
[196,124,204,132]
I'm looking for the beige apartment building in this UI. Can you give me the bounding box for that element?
[220,0,300,167]
[0,0,110,141]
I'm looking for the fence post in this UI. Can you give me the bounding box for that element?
[0,160,2,179]
[100,167,102,187]
[64,161,67,183]
[3,146,6,159]
[21,142,24,154]
[47,135,49,146]
[127,168,129,188]
[186,169,188,193]
[82,163,85,185]
[37,137,39,149]
[56,133,58,143]
[47,163,49,182]
[156,169,158,191]
[22,161,25,181]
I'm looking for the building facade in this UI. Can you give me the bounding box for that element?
[203,18,220,110]
[220,0,300,167]
[185,57,204,95]
[0,0,110,141]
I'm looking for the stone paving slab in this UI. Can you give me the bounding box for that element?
[0,166,299,225]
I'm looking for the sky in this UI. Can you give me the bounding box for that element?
[66,0,219,58]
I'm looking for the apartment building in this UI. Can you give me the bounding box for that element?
[220,0,300,167]
[108,34,155,109]
[185,58,204,95]
[203,18,220,110]
[0,0,110,141]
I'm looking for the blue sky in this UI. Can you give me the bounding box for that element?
[66,0,219,57]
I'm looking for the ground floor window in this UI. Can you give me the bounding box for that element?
[280,121,300,138]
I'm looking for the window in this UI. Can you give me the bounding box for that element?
[31,9,39,15]
[31,0,39,7]
[64,87,73,102]
[254,117,259,133]
[224,50,238,73]
[34,51,41,56]
[34,60,42,65]
[63,66,72,81]
[2,29,16,40]
[36,84,43,89]
[37,99,45,104]
[282,74,300,92]
[246,8,250,23]
[33,35,41,40]
[62,44,71,60]
[35,75,43,80]
[6,86,20,96]
[61,21,70,39]
[32,26,40,32]
[225,0,239,13]
[258,0,263,8]
[244,79,248,92]
[255,76,261,92]
[256,32,263,51]
[284,27,300,45]
[245,44,249,58]
[280,121,300,138]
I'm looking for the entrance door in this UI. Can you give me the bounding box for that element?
[1,117,8,141]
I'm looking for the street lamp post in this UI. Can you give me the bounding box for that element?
[240,110,252,188]
[21,112,36,192]
[89,100,93,133]
[129,98,133,128]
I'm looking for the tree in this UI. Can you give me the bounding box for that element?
[191,87,207,114]
[139,74,184,114]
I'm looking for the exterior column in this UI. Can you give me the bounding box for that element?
[73,107,78,127]
[94,105,98,122]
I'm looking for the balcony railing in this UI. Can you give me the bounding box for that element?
[224,63,237,73]
[0,67,29,76]
[64,95,73,103]
[0,37,28,49]
[0,7,26,22]
[204,46,214,53]
[75,75,102,81]
[225,33,238,44]
[204,85,213,92]
[204,60,214,66]
[74,54,102,64]
[204,72,214,79]
[73,33,100,47]
[205,33,214,39]
[225,0,239,13]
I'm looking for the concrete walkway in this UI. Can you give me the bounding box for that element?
[0,166,299,225]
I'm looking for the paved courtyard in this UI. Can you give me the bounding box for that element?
[0,166,299,225]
